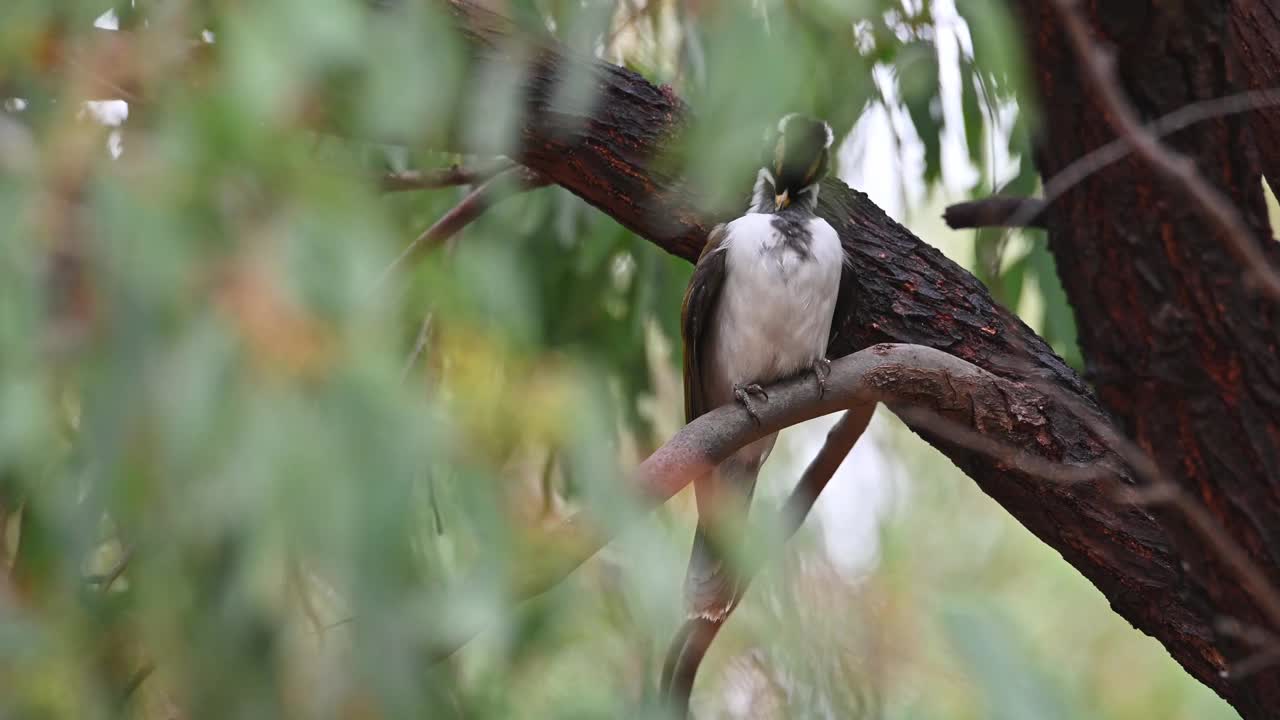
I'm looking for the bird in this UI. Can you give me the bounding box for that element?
[660,114,845,703]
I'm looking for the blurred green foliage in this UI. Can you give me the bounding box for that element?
[0,0,1233,718]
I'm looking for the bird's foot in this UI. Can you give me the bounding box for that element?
[733,383,769,425]
[811,357,832,398]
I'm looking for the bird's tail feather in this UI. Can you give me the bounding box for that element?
[683,459,761,621]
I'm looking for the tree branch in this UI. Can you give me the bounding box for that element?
[1048,0,1280,300]
[519,345,1082,594]
[373,166,548,286]
[943,196,1047,230]
[380,159,514,192]
[662,362,1280,712]
[659,405,875,717]
[1229,2,1280,189]
[423,343,1152,669]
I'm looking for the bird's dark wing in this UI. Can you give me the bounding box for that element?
[663,223,741,707]
[681,224,729,424]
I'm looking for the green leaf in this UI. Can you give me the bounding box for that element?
[956,0,1027,99]
[899,41,942,185]
[960,59,986,180]
[1028,241,1084,370]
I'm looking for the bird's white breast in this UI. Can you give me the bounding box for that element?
[705,212,843,408]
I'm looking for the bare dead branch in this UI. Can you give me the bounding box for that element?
[1048,0,1280,299]
[943,196,1048,230]
[380,159,514,192]
[659,405,875,716]
[779,405,879,531]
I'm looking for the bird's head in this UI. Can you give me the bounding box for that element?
[758,114,834,212]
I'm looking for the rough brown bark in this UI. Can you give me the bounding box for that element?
[943,195,1048,229]
[445,0,1240,710]
[1232,0,1280,189]
[1014,0,1280,714]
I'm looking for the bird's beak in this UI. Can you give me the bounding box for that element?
[775,190,790,210]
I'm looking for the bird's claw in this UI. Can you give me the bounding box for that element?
[811,357,832,398]
[733,383,769,424]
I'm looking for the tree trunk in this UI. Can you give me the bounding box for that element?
[1012,0,1280,714]
[1232,0,1280,188]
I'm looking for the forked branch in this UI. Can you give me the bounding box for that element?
[432,344,1132,664]
[659,404,876,717]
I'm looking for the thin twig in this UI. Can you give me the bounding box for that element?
[371,166,548,289]
[380,159,513,192]
[325,616,355,631]
[659,405,875,716]
[288,555,327,642]
[540,449,559,519]
[1226,646,1280,681]
[1048,0,1280,299]
[116,661,155,709]
[943,196,1047,230]
[0,503,9,574]
[1028,89,1280,227]
[399,312,434,383]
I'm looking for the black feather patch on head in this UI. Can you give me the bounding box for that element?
[762,114,834,196]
